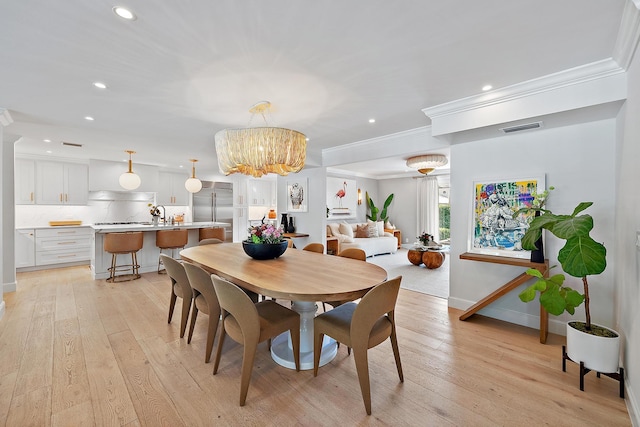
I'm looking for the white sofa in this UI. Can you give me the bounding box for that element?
[327,221,398,257]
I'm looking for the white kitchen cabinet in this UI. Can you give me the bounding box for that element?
[234,207,249,242]
[36,161,88,205]
[15,229,36,268]
[89,159,160,192]
[15,158,36,205]
[35,227,92,266]
[247,179,275,206]
[157,172,189,206]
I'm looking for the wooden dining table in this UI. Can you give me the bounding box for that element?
[180,243,388,370]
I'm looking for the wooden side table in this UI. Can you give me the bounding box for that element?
[326,236,339,255]
[385,229,401,248]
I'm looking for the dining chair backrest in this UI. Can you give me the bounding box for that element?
[182,262,220,313]
[199,238,224,245]
[161,254,190,296]
[351,276,402,348]
[286,239,294,248]
[338,248,366,261]
[303,243,324,253]
[211,276,260,342]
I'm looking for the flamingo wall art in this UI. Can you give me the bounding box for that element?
[327,177,357,219]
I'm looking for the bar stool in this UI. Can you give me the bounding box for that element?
[156,229,189,273]
[199,227,225,242]
[104,232,144,283]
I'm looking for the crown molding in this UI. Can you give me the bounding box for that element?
[613,0,640,70]
[0,109,13,127]
[322,126,430,154]
[422,58,625,121]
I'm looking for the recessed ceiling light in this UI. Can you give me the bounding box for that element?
[93,82,107,89]
[46,150,52,154]
[84,116,95,121]
[179,165,184,168]
[369,119,376,123]
[43,139,51,143]
[113,6,136,20]
[482,85,493,91]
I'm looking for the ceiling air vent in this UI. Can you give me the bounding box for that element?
[499,121,543,134]
[61,141,83,147]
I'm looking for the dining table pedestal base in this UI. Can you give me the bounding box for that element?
[270,301,337,370]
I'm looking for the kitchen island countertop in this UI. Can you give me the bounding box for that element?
[91,221,230,233]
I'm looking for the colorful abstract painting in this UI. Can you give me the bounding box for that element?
[470,176,545,258]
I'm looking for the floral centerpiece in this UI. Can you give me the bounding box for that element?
[417,232,434,247]
[243,223,288,260]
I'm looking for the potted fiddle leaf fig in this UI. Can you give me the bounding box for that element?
[516,197,619,373]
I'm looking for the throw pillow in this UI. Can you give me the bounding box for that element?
[339,222,354,238]
[367,220,385,237]
[367,222,379,238]
[355,224,369,238]
[328,223,340,237]
[336,234,354,243]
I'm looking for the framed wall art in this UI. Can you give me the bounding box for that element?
[469,175,545,259]
[326,177,357,220]
[287,178,308,212]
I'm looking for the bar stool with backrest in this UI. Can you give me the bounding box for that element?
[104,231,144,283]
[313,276,404,415]
[199,227,225,242]
[156,229,189,273]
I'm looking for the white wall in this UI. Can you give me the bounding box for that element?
[449,119,617,334]
[379,177,417,244]
[615,26,640,422]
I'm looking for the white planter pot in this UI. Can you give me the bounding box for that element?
[566,321,620,373]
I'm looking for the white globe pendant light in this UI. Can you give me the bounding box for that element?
[119,150,141,190]
[185,159,203,193]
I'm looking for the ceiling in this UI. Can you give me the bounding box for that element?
[0,1,626,178]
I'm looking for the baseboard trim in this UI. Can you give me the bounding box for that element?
[3,281,16,293]
[0,301,5,321]
[625,382,639,427]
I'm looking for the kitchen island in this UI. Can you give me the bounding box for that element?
[90,222,230,280]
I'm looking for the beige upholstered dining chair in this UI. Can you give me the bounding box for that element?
[313,276,404,415]
[212,275,301,406]
[183,262,222,363]
[160,254,193,339]
[303,242,324,253]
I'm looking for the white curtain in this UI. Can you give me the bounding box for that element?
[417,176,440,241]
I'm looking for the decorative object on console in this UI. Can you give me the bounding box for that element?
[280,213,288,230]
[287,217,296,233]
[268,209,277,219]
[406,153,448,175]
[119,150,141,190]
[184,159,203,193]
[215,101,306,177]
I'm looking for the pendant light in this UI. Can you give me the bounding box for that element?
[119,150,141,190]
[406,154,448,174]
[185,159,203,193]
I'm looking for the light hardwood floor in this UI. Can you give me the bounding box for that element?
[1,266,630,426]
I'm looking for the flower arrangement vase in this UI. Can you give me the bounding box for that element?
[242,241,288,260]
[152,216,159,226]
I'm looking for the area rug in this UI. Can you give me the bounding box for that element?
[367,248,449,299]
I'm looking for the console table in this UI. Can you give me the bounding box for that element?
[458,252,549,343]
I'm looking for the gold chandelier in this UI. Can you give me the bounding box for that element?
[406,154,448,175]
[215,101,306,178]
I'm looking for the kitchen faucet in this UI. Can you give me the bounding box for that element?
[157,205,166,224]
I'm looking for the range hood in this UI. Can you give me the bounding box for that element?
[88,190,155,202]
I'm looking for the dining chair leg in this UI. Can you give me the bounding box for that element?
[187,307,199,344]
[353,348,372,415]
[239,342,258,406]
[168,292,177,324]
[212,325,226,375]
[390,329,404,382]
[289,328,301,371]
[205,311,220,363]
[313,332,325,377]
[179,296,192,338]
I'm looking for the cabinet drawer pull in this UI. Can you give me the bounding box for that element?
[57,254,76,259]
[57,231,77,234]
[57,241,76,245]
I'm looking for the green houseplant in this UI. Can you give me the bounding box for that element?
[515,194,619,373]
[366,192,394,222]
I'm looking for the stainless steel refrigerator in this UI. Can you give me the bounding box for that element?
[192,181,234,242]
